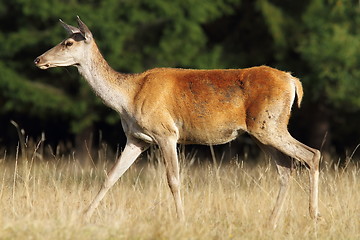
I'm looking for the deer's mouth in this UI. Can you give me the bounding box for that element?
[36,62,71,69]
[38,63,52,69]
[34,57,53,69]
[35,60,77,69]
[34,56,75,69]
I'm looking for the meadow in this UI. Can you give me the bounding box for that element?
[0,141,359,240]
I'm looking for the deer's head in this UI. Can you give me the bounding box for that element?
[34,16,93,69]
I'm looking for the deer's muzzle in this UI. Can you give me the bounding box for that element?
[34,57,51,69]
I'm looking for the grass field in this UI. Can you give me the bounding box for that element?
[0,144,359,240]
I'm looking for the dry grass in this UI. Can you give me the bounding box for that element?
[0,145,359,240]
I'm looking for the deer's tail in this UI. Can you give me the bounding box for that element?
[290,75,303,108]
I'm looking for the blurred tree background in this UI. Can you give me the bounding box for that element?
[0,0,359,161]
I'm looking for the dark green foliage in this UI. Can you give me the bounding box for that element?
[299,0,360,110]
[0,0,359,154]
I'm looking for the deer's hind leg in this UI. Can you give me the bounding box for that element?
[251,128,321,222]
[253,139,294,228]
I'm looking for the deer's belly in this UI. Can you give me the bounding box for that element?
[178,127,245,145]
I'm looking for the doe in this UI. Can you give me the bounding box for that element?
[34,17,321,228]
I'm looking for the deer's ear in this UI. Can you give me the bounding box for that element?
[76,16,93,43]
[59,19,81,35]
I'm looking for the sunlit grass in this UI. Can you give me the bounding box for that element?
[0,144,359,240]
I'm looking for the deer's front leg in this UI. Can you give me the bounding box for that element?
[83,137,149,221]
[158,137,185,221]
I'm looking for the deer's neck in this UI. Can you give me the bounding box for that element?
[76,42,130,114]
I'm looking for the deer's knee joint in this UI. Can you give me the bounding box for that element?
[279,174,290,187]
[167,175,180,190]
[308,149,321,172]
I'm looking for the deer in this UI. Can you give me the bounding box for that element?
[34,17,321,228]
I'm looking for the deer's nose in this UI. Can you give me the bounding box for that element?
[34,57,40,65]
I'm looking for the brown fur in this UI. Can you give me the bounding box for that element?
[127,66,298,145]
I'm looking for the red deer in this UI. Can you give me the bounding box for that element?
[34,17,321,228]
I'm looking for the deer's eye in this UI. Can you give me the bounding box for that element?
[65,41,73,47]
